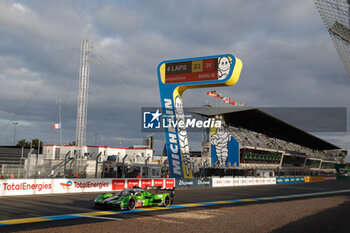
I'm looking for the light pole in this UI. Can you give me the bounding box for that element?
[13,122,18,146]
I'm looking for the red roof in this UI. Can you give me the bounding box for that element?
[44,145,152,150]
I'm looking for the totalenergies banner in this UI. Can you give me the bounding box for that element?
[157,54,243,178]
[0,178,175,196]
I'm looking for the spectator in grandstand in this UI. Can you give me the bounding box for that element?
[10,173,14,179]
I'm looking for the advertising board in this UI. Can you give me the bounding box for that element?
[0,178,175,196]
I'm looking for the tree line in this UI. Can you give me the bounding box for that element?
[16,139,43,148]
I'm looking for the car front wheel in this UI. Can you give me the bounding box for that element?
[127,197,136,210]
[163,196,171,207]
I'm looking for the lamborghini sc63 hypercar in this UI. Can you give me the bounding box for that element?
[94,186,175,210]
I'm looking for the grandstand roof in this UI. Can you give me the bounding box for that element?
[191,107,340,150]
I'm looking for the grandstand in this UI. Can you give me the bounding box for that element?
[191,107,346,175]
[0,146,36,178]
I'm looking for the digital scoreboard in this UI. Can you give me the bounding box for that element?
[165,59,219,83]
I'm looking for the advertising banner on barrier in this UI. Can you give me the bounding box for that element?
[127,179,140,188]
[212,177,276,187]
[324,176,337,181]
[175,178,212,188]
[277,177,291,184]
[0,178,175,196]
[165,178,175,188]
[0,179,56,196]
[255,178,261,185]
[57,179,111,193]
[140,179,152,188]
[112,179,126,190]
[276,177,305,184]
[247,177,254,186]
[233,178,240,186]
[212,178,232,187]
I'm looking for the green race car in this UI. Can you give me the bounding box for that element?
[94,186,175,210]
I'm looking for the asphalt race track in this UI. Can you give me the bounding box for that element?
[0,180,349,232]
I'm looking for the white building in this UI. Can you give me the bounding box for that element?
[43,145,154,163]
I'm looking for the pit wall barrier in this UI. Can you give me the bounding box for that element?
[276,176,305,184]
[0,178,175,196]
[275,176,337,184]
[304,176,337,182]
[175,178,212,188]
[212,177,276,187]
[324,176,337,181]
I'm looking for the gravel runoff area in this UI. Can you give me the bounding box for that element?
[20,195,350,233]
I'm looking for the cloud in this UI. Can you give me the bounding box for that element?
[0,0,348,162]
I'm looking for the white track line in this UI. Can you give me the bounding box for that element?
[74,215,123,221]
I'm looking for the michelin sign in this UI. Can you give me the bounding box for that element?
[157,54,243,178]
[211,125,240,168]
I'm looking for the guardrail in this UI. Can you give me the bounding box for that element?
[0,176,337,196]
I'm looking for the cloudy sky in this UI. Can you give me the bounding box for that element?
[0,0,349,160]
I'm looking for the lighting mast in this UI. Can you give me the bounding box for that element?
[75,39,92,176]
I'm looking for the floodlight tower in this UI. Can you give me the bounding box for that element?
[76,39,92,169]
[314,0,350,78]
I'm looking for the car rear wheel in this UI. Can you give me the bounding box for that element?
[170,194,175,204]
[164,195,171,207]
[127,197,136,210]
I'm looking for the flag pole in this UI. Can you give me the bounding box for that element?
[58,98,63,146]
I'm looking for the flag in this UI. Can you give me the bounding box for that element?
[215,93,222,98]
[206,91,216,96]
[223,97,231,103]
[52,123,61,130]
